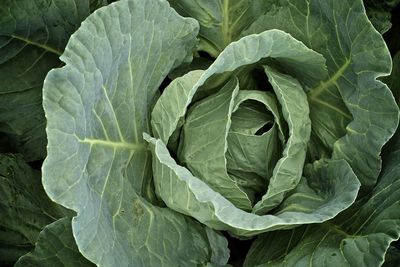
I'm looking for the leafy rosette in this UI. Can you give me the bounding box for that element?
[144,0,399,237]
[145,30,363,236]
[40,0,399,265]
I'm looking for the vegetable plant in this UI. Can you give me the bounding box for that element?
[1,0,399,266]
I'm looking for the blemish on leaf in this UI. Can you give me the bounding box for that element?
[132,199,144,217]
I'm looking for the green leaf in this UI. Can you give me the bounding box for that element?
[178,80,285,209]
[366,7,392,34]
[151,29,327,143]
[364,0,400,33]
[15,218,95,267]
[151,29,330,213]
[148,30,360,235]
[252,66,311,214]
[383,246,400,267]
[42,0,230,266]
[226,90,284,189]
[244,128,400,267]
[168,0,275,57]
[383,51,400,105]
[179,78,256,210]
[151,70,204,149]
[0,154,68,265]
[243,0,399,189]
[274,159,359,215]
[145,134,359,237]
[90,0,109,11]
[168,57,213,80]
[0,0,106,161]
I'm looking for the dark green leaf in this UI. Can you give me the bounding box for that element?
[0,154,69,265]
[244,129,400,266]
[15,218,95,267]
[169,0,274,57]
[364,0,400,33]
[0,0,106,161]
[383,51,400,105]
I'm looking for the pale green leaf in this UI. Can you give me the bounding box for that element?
[42,0,229,266]
[229,94,276,135]
[179,78,255,210]
[178,83,284,208]
[145,134,359,237]
[151,70,204,149]
[252,67,311,214]
[227,90,284,183]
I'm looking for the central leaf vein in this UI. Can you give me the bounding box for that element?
[11,34,63,56]
[80,138,144,150]
[309,58,351,99]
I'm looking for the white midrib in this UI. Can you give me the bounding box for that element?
[80,138,145,150]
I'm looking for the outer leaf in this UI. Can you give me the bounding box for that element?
[384,6,400,54]
[274,159,357,215]
[244,129,400,267]
[168,57,212,80]
[383,246,400,267]
[244,0,399,188]
[364,0,400,33]
[145,135,359,237]
[90,0,109,11]
[168,0,273,57]
[42,0,229,266]
[0,154,68,265]
[151,70,204,149]
[0,0,106,161]
[15,218,94,267]
[383,51,400,105]
[366,7,392,34]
